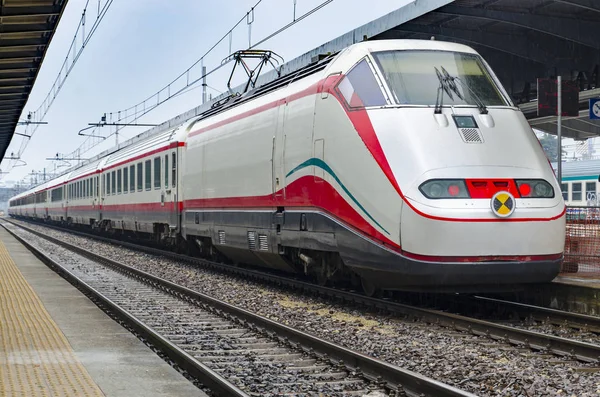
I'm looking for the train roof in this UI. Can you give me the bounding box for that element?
[552,160,600,180]
[68,158,103,182]
[103,125,185,170]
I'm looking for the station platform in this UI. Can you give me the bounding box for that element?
[553,274,600,289]
[0,227,207,397]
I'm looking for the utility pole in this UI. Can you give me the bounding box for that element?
[202,66,207,104]
[557,75,562,185]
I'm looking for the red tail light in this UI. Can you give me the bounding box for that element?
[519,183,531,196]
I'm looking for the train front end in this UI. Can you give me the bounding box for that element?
[332,40,565,292]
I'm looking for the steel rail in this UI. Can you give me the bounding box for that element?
[3,219,476,397]
[9,218,600,364]
[0,221,248,397]
[471,295,600,332]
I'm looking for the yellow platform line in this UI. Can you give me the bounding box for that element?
[0,240,105,397]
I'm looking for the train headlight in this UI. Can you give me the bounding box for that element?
[516,180,554,198]
[419,179,470,199]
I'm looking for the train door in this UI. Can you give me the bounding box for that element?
[272,99,287,201]
[94,176,101,222]
[99,174,104,221]
[45,190,49,219]
[167,149,179,229]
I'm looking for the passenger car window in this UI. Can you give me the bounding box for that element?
[171,152,176,188]
[117,170,122,194]
[154,157,161,189]
[164,155,169,189]
[137,163,143,191]
[145,160,151,190]
[130,165,135,192]
[337,59,386,108]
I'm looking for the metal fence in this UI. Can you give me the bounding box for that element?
[563,206,600,275]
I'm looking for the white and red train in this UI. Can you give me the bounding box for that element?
[8,39,566,293]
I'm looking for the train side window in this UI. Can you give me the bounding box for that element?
[137,163,143,191]
[96,176,99,197]
[130,165,135,192]
[145,160,151,190]
[164,154,168,189]
[561,183,568,201]
[117,170,122,194]
[154,157,161,189]
[111,171,116,195]
[586,182,596,200]
[102,175,106,196]
[337,59,386,108]
[123,168,128,193]
[572,182,582,201]
[107,173,111,195]
[172,152,176,188]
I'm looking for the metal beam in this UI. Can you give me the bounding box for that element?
[556,0,600,12]
[389,24,572,64]
[435,5,600,49]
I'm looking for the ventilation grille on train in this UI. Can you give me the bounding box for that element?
[459,128,483,143]
[247,231,256,250]
[258,234,268,251]
[218,230,226,245]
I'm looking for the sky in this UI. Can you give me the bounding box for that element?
[0,0,414,187]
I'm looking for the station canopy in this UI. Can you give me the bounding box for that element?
[0,0,68,162]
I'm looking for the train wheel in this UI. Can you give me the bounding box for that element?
[361,277,380,298]
[315,271,328,287]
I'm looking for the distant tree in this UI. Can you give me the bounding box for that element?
[538,134,558,162]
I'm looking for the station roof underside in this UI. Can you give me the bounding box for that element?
[0,0,68,162]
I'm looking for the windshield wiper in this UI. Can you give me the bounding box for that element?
[440,66,488,115]
[434,66,454,114]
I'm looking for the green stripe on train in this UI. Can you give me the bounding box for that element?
[286,158,390,236]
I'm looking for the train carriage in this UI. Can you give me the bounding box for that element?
[8,39,566,293]
[65,160,101,226]
[96,126,185,239]
[46,174,68,222]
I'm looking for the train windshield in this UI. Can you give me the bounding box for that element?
[371,50,508,107]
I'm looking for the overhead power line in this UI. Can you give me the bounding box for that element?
[1,0,115,177]
[67,0,334,160]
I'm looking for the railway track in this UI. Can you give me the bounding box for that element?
[2,219,475,397]
[8,219,600,364]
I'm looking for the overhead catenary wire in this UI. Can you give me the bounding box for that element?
[67,0,334,160]
[1,0,115,178]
